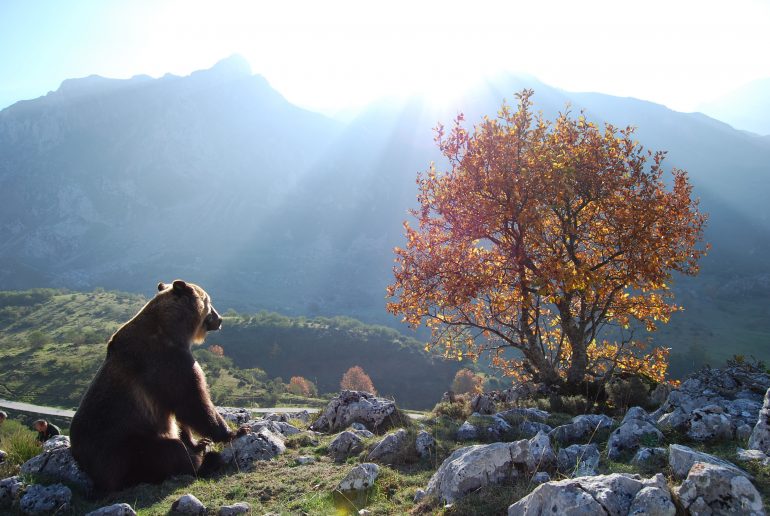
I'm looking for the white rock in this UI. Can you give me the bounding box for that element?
[367,428,411,463]
[530,472,550,485]
[329,431,364,461]
[668,444,750,479]
[171,493,206,515]
[220,429,285,471]
[0,476,25,509]
[311,391,398,433]
[21,445,93,492]
[42,435,71,452]
[557,444,599,477]
[338,463,379,491]
[749,386,770,453]
[687,406,735,441]
[456,421,478,441]
[85,503,137,516]
[296,456,316,465]
[217,502,251,515]
[413,488,426,503]
[676,461,765,515]
[415,430,436,459]
[607,417,662,460]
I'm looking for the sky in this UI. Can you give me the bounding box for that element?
[1,0,769,116]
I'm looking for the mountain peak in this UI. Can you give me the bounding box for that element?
[208,54,252,77]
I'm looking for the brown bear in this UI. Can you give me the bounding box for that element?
[70,280,244,492]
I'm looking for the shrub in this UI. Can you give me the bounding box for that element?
[606,376,652,412]
[451,369,483,395]
[340,366,377,394]
[287,376,318,397]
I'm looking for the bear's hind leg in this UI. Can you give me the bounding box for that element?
[122,436,204,488]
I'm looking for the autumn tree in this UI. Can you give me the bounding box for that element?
[340,365,377,394]
[287,376,318,397]
[451,368,483,395]
[387,90,707,393]
[208,344,225,357]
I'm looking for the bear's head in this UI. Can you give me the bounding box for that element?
[155,280,223,345]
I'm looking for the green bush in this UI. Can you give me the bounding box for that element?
[0,420,39,466]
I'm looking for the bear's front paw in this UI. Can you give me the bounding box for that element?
[193,438,212,453]
[232,425,252,439]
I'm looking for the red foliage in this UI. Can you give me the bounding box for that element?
[340,366,377,395]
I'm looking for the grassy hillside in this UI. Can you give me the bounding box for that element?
[0,288,460,410]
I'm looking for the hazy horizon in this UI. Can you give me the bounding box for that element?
[2,0,769,128]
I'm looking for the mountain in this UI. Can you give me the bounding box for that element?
[698,78,770,136]
[1,57,770,367]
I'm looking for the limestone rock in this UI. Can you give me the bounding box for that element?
[607,416,662,460]
[0,476,25,509]
[220,429,285,471]
[549,414,613,445]
[413,489,426,503]
[668,444,750,480]
[171,493,206,515]
[296,456,316,465]
[329,431,364,461]
[426,440,534,503]
[530,472,550,485]
[42,435,70,452]
[497,407,549,424]
[749,386,770,453]
[217,407,252,425]
[470,392,497,415]
[85,503,137,516]
[517,420,553,438]
[217,502,251,515]
[0,450,5,463]
[19,483,72,516]
[415,430,436,459]
[557,444,599,477]
[311,391,398,433]
[676,461,764,515]
[338,463,379,491]
[738,423,754,441]
[456,421,478,441]
[508,473,674,516]
[630,447,668,469]
[20,445,93,493]
[737,447,770,466]
[687,405,735,441]
[622,406,654,424]
[527,431,556,471]
[367,428,411,464]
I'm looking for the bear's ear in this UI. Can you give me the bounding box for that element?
[172,280,189,295]
[157,282,167,292]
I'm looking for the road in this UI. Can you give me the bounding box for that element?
[0,399,425,420]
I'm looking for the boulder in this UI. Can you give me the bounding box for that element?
[19,483,72,516]
[485,416,513,441]
[217,407,252,425]
[249,419,300,436]
[687,405,735,441]
[0,476,25,509]
[470,393,497,415]
[291,410,312,423]
[329,431,364,461]
[42,435,70,452]
[20,445,93,493]
[508,473,675,516]
[630,447,668,469]
[527,431,556,471]
[367,428,411,464]
[530,472,550,485]
[338,463,379,491]
[622,406,653,424]
[607,415,662,460]
[656,408,688,430]
[549,414,613,445]
[668,444,750,480]
[0,450,5,463]
[425,439,534,503]
[517,420,553,438]
[311,391,398,433]
[676,461,764,515]
[738,423,754,441]
[220,429,285,471]
[557,444,600,477]
[456,421,478,441]
[413,489,426,503]
[217,502,251,515]
[415,430,435,459]
[170,494,206,515]
[749,386,770,453]
[85,503,137,516]
[296,455,316,465]
[737,447,770,466]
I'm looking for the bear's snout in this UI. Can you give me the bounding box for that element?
[205,309,222,331]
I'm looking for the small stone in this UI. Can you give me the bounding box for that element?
[220,430,285,471]
[86,503,137,516]
[456,421,478,441]
[415,430,436,459]
[737,423,754,441]
[0,476,25,509]
[171,494,206,515]
[531,472,550,485]
[42,435,71,452]
[296,456,316,465]
[329,431,364,461]
[217,502,251,515]
[631,447,668,469]
[413,488,426,503]
[338,463,380,491]
[557,444,599,477]
[367,428,411,464]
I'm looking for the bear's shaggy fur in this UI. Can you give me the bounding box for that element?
[71,280,240,492]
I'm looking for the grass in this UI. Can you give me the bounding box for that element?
[0,419,40,479]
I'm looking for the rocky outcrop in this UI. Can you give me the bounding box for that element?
[508,473,675,516]
[549,414,613,445]
[220,429,285,471]
[607,408,663,460]
[367,428,411,464]
[171,493,206,515]
[20,442,93,493]
[19,483,72,515]
[557,444,599,477]
[426,441,531,503]
[749,387,770,453]
[456,421,478,441]
[415,430,435,459]
[657,364,770,441]
[338,463,379,491]
[631,447,668,469]
[217,407,252,425]
[329,431,364,461]
[310,391,399,433]
[675,461,765,515]
[668,444,750,480]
